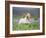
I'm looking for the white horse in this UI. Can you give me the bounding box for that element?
[18,13,32,24]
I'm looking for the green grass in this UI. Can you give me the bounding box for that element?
[13,22,40,31]
[13,16,40,31]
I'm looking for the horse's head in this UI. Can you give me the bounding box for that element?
[26,13,32,19]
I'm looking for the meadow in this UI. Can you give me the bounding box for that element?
[13,16,40,31]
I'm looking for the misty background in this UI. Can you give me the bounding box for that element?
[13,7,40,17]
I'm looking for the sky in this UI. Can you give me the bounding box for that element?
[13,7,40,17]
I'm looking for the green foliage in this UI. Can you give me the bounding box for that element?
[13,22,40,31]
[33,16,38,20]
[32,16,38,20]
[13,16,39,31]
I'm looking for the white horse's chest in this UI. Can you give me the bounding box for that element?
[18,18,31,24]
